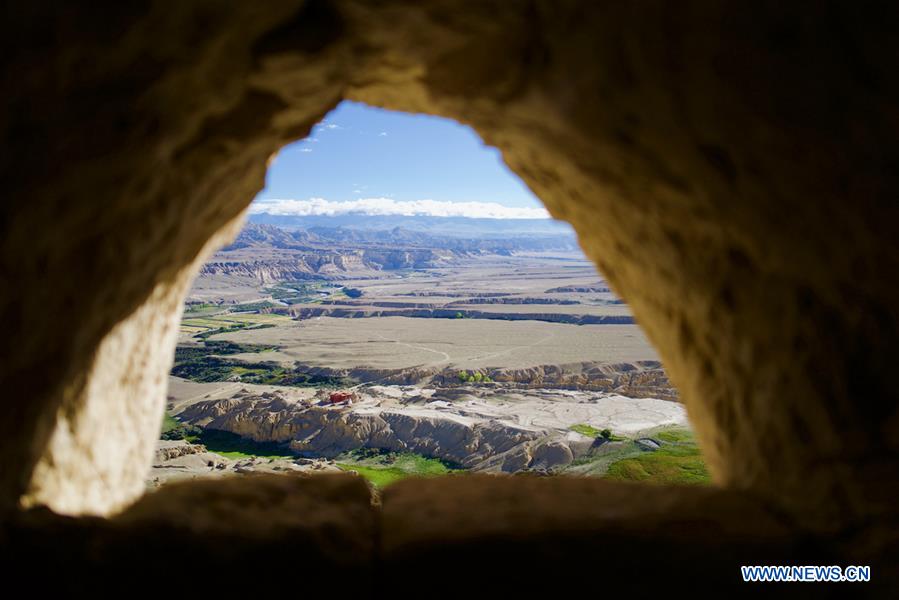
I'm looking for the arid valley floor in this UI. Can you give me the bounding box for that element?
[155,221,707,490]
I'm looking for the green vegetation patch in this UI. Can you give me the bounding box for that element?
[228,300,278,312]
[562,426,709,485]
[185,302,217,311]
[180,312,285,337]
[457,370,493,384]
[266,280,335,304]
[184,303,223,316]
[182,317,240,328]
[603,427,709,485]
[160,411,293,459]
[604,444,710,485]
[186,429,294,460]
[569,423,624,441]
[161,413,181,434]
[171,355,349,386]
[195,322,276,339]
[174,340,277,362]
[655,428,695,443]
[172,339,352,387]
[179,325,209,334]
[336,449,462,487]
[160,412,203,441]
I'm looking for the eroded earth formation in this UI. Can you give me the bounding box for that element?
[2,1,898,594]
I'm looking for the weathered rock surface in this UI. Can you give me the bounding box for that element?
[174,383,688,474]
[263,359,676,398]
[13,475,891,596]
[148,439,343,488]
[154,441,208,462]
[180,393,570,471]
[200,248,461,282]
[196,222,579,284]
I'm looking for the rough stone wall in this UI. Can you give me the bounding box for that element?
[337,1,899,529]
[18,213,246,515]
[0,0,897,547]
[0,1,314,512]
[4,474,896,595]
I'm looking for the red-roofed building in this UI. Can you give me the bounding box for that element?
[328,391,357,404]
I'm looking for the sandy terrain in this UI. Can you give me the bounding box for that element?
[149,440,342,488]
[165,378,688,474]
[434,388,686,434]
[336,253,617,300]
[215,317,658,371]
[167,377,318,414]
[167,377,684,436]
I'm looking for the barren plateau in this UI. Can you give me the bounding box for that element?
[155,221,703,488]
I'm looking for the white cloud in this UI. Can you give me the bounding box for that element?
[299,148,313,153]
[250,198,550,219]
[378,131,388,136]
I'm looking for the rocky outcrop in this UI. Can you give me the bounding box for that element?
[226,359,675,396]
[443,361,677,400]
[196,222,588,286]
[360,249,458,270]
[199,248,462,283]
[200,254,369,282]
[179,394,576,472]
[154,441,208,462]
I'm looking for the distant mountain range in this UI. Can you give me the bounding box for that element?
[247,212,576,239]
[226,222,578,253]
[199,220,581,283]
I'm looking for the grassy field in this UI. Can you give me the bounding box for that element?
[171,357,349,386]
[561,426,709,485]
[265,281,346,304]
[336,450,461,487]
[184,303,222,316]
[655,428,695,443]
[604,444,709,484]
[171,350,351,387]
[179,312,290,336]
[161,413,181,434]
[600,427,709,485]
[186,429,295,460]
[569,423,624,441]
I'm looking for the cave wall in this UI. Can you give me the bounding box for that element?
[0,0,897,557]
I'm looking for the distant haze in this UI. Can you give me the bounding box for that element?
[248,212,577,239]
[251,197,550,220]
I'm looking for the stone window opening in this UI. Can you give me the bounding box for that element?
[3,2,896,593]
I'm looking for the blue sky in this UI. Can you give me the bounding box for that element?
[253,101,548,219]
